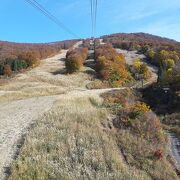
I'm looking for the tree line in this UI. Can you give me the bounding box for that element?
[0,40,78,77]
[102,33,180,89]
[102,33,180,113]
[0,52,39,76]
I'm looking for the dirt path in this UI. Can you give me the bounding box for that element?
[0,96,58,178]
[169,133,180,170]
[0,41,128,179]
[116,49,146,65]
[0,41,91,179]
[116,48,158,86]
[0,51,67,179]
[1,41,178,179]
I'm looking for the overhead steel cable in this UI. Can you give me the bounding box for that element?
[94,0,98,37]
[24,0,80,38]
[90,0,94,38]
[24,0,79,38]
[90,0,98,59]
[90,0,98,38]
[92,0,95,38]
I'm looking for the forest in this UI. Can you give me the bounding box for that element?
[0,40,78,76]
[102,33,180,53]
[102,33,180,102]
[102,33,180,135]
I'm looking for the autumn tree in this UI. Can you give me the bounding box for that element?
[165,59,175,69]
[12,60,18,72]
[65,48,88,73]
[133,59,141,70]
[95,45,131,87]
[3,64,12,77]
[147,49,156,64]
[0,63,4,75]
[65,54,83,73]
[158,50,169,62]
[18,52,39,67]
[131,59,151,80]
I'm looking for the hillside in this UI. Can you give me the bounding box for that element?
[101,33,180,53]
[101,33,180,112]
[0,34,179,180]
[0,40,79,78]
[0,40,79,60]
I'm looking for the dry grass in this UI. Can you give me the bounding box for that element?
[3,44,178,179]
[116,130,178,180]
[0,88,65,103]
[9,95,150,180]
[162,113,180,135]
[0,50,92,102]
[101,90,179,180]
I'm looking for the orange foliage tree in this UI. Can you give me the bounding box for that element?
[3,64,12,77]
[65,48,88,73]
[18,52,39,67]
[95,44,132,87]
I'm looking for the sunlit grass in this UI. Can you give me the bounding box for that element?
[9,95,150,180]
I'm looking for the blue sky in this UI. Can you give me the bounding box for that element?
[0,0,180,43]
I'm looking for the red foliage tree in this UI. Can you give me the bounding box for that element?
[154,149,163,160]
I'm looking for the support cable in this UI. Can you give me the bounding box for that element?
[24,0,79,38]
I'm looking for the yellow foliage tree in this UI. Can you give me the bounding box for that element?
[165,59,175,69]
[132,102,151,113]
[148,49,156,61]
[133,58,142,70]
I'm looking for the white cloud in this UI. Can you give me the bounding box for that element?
[139,20,180,41]
[47,0,180,41]
[106,0,180,23]
[101,0,180,41]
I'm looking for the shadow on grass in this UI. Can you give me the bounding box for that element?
[51,58,67,75]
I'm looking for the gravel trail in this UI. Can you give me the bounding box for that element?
[169,133,180,170]
[116,48,158,86]
[0,41,126,179]
[1,41,178,179]
[0,96,59,179]
[0,42,83,179]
